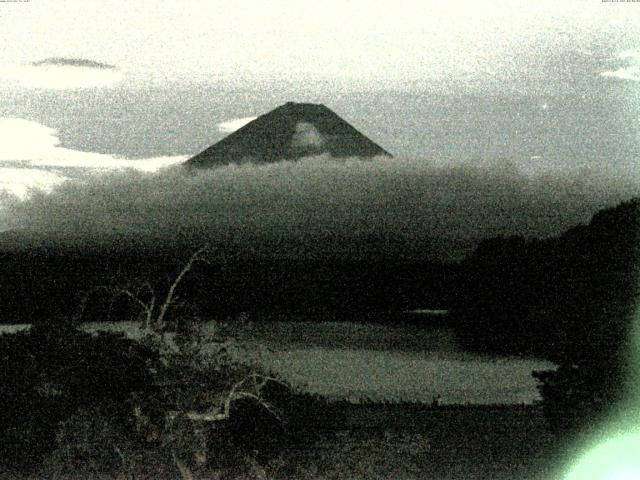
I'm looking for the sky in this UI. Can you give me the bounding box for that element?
[0,0,639,253]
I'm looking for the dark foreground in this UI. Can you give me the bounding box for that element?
[285,403,562,480]
[1,403,563,480]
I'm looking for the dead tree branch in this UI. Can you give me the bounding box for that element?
[154,245,210,330]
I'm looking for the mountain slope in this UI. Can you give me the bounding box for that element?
[186,102,392,168]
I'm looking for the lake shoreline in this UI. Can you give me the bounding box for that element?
[0,319,555,405]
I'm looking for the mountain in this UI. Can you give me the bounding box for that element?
[185,102,392,168]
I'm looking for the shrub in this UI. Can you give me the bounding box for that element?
[130,320,301,477]
[1,247,313,478]
[42,403,135,477]
[0,321,157,470]
[78,247,306,479]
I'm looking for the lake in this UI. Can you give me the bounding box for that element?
[0,317,555,405]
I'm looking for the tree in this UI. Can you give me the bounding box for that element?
[77,245,290,479]
[532,198,640,436]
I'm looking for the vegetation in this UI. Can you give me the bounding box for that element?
[0,238,456,323]
[0,248,323,478]
[2,196,637,476]
[0,242,561,479]
[0,321,157,470]
[451,197,640,435]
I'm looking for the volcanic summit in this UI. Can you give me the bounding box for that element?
[185,102,392,168]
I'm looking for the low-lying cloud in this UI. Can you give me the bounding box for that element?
[2,154,637,260]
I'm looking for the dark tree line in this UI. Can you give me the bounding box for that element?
[450,197,640,433]
[0,236,457,325]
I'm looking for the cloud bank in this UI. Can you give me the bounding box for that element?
[2,155,637,260]
[0,118,186,197]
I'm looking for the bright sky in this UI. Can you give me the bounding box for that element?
[0,0,638,196]
[1,0,637,86]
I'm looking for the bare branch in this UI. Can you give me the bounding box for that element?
[165,373,284,427]
[75,285,151,323]
[177,386,282,423]
[183,410,227,422]
[110,287,153,319]
[146,291,156,328]
[172,452,195,480]
[155,245,210,329]
[230,392,282,421]
[252,373,287,390]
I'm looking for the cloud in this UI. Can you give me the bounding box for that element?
[29,155,188,172]
[601,50,640,81]
[619,50,640,61]
[0,168,67,199]
[0,118,61,159]
[0,57,123,89]
[291,122,326,149]
[600,67,640,81]
[2,154,637,259]
[31,58,116,69]
[217,116,257,133]
[0,117,186,198]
